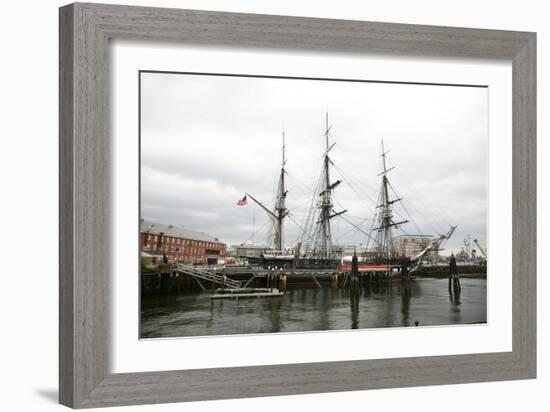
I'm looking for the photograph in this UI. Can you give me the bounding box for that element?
[138,70,488,338]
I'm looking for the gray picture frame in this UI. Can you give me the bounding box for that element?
[59,2,536,408]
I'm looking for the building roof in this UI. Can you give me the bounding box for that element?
[235,243,267,249]
[140,220,223,244]
[141,251,163,258]
[393,234,433,239]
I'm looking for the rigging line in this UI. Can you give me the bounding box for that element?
[402,193,449,232]
[286,198,316,215]
[336,213,372,221]
[344,180,381,219]
[252,201,255,244]
[332,163,378,206]
[285,214,309,239]
[300,227,325,247]
[300,191,318,236]
[388,174,454,228]
[366,188,384,250]
[300,182,329,245]
[300,167,324,242]
[285,171,319,195]
[386,179,443,235]
[287,215,307,225]
[287,212,307,234]
[240,218,271,245]
[412,194,450,231]
[332,195,377,237]
[345,179,379,211]
[384,183,415,224]
[336,213,382,246]
[334,180,378,218]
[394,167,456,224]
[364,211,378,251]
[287,217,308,245]
[332,196,381,246]
[397,205,425,236]
[378,185,419,232]
[333,215,371,243]
[341,166,380,201]
[333,164,382,196]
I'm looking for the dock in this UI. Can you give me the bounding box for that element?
[210,288,284,299]
[140,263,487,296]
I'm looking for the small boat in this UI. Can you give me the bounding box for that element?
[262,251,295,261]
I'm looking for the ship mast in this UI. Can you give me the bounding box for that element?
[273,132,288,250]
[246,132,288,251]
[373,140,408,262]
[319,113,334,258]
[310,113,345,259]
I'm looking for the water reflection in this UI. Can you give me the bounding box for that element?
[140,278,486,338]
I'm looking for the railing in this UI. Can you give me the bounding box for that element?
[175,264,241,289]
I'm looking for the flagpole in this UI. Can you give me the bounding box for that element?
[252,201,255,245]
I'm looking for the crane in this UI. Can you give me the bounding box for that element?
[473,238,487,258]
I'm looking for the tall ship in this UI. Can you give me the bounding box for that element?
[240,113,456,274]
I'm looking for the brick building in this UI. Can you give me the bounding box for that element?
[140,220,226,265]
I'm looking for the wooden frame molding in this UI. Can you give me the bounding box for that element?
[59,2,536,408]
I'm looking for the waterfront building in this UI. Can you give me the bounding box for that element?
[140,220,226,265]
[392,234,436,258]
[235,244,266,259]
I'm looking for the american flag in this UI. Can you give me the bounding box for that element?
[236,195,248,206]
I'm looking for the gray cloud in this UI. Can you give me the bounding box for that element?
[141,72,488,254]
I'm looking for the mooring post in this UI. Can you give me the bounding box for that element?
[449,253,461,296]
[401,257,411,295]
[401,257,409,282]
[351,252,359,294]
[281,272,287,291]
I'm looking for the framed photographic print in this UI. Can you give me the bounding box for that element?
[59,2,536,408]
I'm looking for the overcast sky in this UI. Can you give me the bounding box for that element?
[140,72,487,255]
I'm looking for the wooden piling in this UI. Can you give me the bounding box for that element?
[448,254,461,298]
[280,274,287,291]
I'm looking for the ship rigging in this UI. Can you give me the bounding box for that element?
[245,132,291,259]
[240,113,456,272]
[300,113,347,261]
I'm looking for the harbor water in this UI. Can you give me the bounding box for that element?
[140,277,486,338]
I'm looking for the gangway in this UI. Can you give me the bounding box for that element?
[175,264,241,289]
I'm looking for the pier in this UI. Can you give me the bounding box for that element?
[141,262,486,296]
[210,288,284,299]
